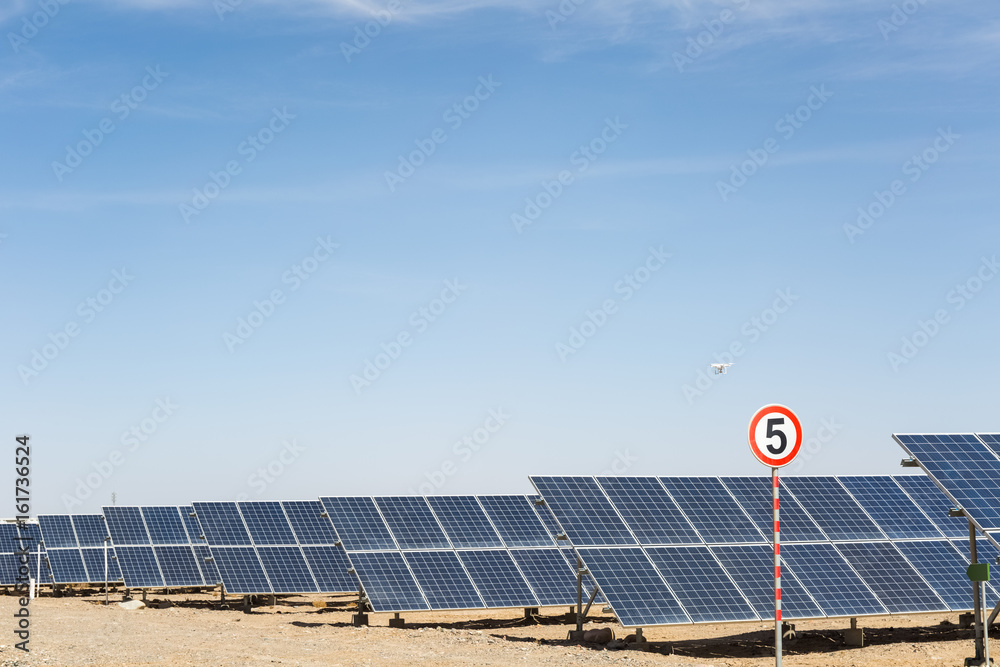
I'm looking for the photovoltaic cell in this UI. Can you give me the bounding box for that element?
[894,475,969,538]
[894,434,1000,530]
[530,477,637,547]
[976,433,1000,459]
[478,496,554,548]
[211,546,270,594]
[721,476,826,543]
[142,507,190,545]
[114,546,164,588]
[895,540,988,611]
[256,546,318,593]
[38,515,77,548]
[596,477,702,545]
[577,547,690,627]
[0,555,20,586]
[81,547,121,582]
[780,543,887,617]
[659,477,763,544]
[403,551,484,609]
[781,477,886,541]
[103,507,150,546]
[192,502,252,546]
[301,546,357,592]
[0,524,19,552]
[835,542,946,613]
[238,502,298,546]
[509,549,580,606]
[374,497,451,550]
[711,545,824,620]
[426,497,503,548]
[644,546,759,623]
[153,546,204,586]
[282,501,339,545]
[319,497,397,551]
[458,550,539,608]
[839,476,942,539]
[348,551,428,611]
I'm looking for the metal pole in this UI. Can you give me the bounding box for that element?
[773,467,782,667]
[984,580,991,665]
[972,521,985,661]
[104,540,109,606]
[36,541,42,597]
[576,555,584,634]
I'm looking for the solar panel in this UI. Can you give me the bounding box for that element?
[142,507,190,545]
[81,547,121,582]
[17,523,44,582]
[46,549,89,583]
[780,543,887,617]
[478,495,554,547]
[301,545,357,592]
[0,554,20,586]
[194,545,221,585]
[282,501,340,546]
[976,433,1000,458]
[256,546,319,593]
[781,477,886,541]
[659,477,764,544]
[374,497,451,550]
[508,548,582,606]
[894,475,969,538]
[458,550,539,608]
[950,539,1000,608]
[530,477,637,546]
[711,544,824,620]
[403,551,484,609]
[319,497,397,551]
[721,476,826,542]
[529,496,564,540]
[838,476,943,540]
[154,546,205,587]
[279,501,356,593]
[103,507,149,545]
[181,506,205,543]
[210,546,270,595]
[239,502,298,546]
[38,515,77,549]
[191,502,252,546]
[894,434,1000,530]
[596,477,702,545]
[0,524,20,552]
[835,542,946,613]
[348,551,428,611]
[113,546,164,588]
[895,540,990,611]
[426,497,503,548]
[576,547,690,627]
[72,515,110,547]
[644,546,759,623]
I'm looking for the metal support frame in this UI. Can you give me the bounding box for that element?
[966,520,992,666]
[582,585,600,619]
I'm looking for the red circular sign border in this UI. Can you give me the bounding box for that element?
[748,404,803,468]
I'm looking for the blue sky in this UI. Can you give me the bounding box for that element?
[1,0,997,513]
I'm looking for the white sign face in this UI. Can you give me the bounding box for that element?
[748,404,802,468]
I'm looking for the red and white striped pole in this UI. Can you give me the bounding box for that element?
[773,466,782,667]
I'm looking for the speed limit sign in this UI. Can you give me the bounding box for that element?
[748,404,802,468]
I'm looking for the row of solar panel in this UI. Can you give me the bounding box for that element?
[895,433,1000,532]
[0,523,44,586]
[531,474,967,548]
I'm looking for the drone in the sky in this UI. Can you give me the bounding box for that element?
[710,363,734,375]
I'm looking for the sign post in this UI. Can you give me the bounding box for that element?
[748,404,803,667]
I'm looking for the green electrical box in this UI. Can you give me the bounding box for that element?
[967,563,990,582]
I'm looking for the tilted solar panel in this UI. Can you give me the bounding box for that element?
[711,544,824,620]
[458,550,539,608]
[835,542,947,614]
[478,495,554,548]
[838,476,943,540]
[644,546,759,623]
[781,477,886,541]
[375,497,451,550]
[780,543,887,618]
[576,547,689,627]
[596,477,702,545]
[403,551,484,610]
[426,496,503,549]
[531,477,637,547]
[659,477,764,544]
[319,497,397,551]
[894,475,969,538]
[721,476,826,542]
[895,540,996,612]
[348,551,428,612]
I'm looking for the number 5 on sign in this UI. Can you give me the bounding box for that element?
[748,405,802,468]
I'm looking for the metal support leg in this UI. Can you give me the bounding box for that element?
[582,585,600,619]
[966,521,990,666]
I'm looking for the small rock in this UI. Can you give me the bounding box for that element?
[118,600,145,611]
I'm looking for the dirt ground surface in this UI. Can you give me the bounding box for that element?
[0,589,994,666]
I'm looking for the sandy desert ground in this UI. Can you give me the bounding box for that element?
[0,589,994,666]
